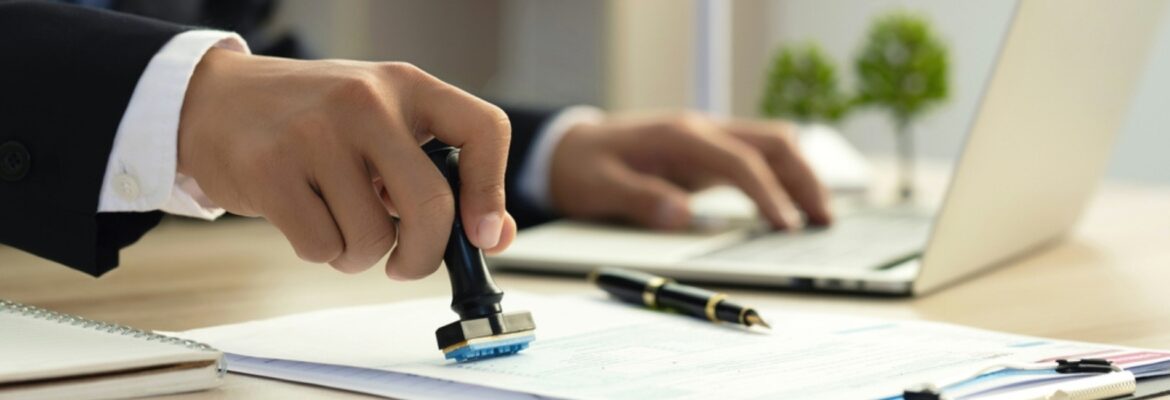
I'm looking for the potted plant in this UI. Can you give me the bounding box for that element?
[760,43,850,125]
[854,12,949,202]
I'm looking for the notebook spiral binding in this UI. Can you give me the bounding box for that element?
[0,299,226,375]
[1066,377,1137,400]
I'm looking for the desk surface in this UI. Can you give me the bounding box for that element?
[3,180,1170,399]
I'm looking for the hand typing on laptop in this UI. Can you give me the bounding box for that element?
[548,113,833,231]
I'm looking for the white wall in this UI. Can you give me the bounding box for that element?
[759,0,1170,183]
[273,0,504,94]
[484,0,605,108]
[275,0,604,107]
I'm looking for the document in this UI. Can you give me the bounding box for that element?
[177,293,1170,400]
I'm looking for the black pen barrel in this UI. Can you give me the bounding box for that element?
[593,268,753,325]
[654,282,713,319]
[655,283,747,324]
[593,267,681,308]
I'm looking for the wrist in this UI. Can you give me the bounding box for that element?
[177,47,241,176]
[517,106,606,212]
[99,30,247,217]
[552,120,600,162]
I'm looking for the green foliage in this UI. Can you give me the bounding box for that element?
[854,12,949,125]
[760,44,849,124]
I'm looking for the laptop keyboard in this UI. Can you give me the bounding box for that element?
[694,210,932,270]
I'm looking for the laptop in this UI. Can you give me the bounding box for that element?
[490,0,1166,296]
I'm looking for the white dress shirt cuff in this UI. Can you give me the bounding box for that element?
[516,105,606,212]
[98,30,249,220]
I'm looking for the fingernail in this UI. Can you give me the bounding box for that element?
[475,212,504,249]
[655,199,688,229]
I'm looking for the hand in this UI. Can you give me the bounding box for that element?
[177,49,517,279]
[550,112,831,230]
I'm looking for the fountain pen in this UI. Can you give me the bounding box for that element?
[589,267,771,329]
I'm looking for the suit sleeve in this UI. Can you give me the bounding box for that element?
[500,106,562,229]
[0,1,188,276]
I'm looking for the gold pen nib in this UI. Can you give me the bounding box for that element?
[745,311,771,330]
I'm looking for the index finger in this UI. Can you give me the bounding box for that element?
[363,125,454,280]
[726,120,832,225]
[408,73,512,250]
[653,120,801,229]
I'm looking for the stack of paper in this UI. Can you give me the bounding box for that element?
[177,293,1170,400]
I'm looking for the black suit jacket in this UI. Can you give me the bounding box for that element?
[0,1,559,276]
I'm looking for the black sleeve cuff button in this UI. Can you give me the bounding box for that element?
[0,141,31,182]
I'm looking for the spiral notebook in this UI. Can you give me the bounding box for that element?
[0,300,224,400]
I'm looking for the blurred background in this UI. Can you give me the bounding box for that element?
[268,0,1170,184]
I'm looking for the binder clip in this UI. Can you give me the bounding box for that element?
[1055,358,1117,374]
[902,383,946,400]
[902,359,1121,400]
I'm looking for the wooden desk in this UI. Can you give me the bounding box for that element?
[3,181,1169,399]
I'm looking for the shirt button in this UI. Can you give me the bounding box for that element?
[0,141,31,182]
[114,174,141,201]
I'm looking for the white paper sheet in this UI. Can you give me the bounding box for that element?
[177,293,1170,400]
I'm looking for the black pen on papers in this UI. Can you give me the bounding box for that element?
[588,267,771,329]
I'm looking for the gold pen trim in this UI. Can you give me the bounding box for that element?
[705,293,728,322]
[642,277,671,307]
[737,307,750,325]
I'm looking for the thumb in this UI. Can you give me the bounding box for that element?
[603,167,692,230]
